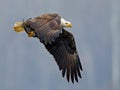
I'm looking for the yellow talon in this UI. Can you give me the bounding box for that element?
[13,22,25,32]
[14,22,35,37]
[28,31,35,37]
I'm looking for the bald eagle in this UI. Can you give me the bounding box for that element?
[14,13,83,83]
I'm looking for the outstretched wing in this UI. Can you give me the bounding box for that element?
[23,14,62,44]
[44,29,83,83]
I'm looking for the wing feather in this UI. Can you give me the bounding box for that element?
[44,29,82,83]
[66,60,70,82]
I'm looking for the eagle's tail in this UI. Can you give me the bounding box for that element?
[13,21,36,37]
[13,22,25,32]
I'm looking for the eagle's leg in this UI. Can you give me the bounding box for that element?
[27,31,36,37]
[14,22,36,37]
[13,22,25,32]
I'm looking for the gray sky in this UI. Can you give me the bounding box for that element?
[0,0,120,90]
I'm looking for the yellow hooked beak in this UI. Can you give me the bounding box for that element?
[66,23,72,28]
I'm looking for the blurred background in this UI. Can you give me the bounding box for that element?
[0,0,120,90]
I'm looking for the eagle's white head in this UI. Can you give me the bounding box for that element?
[61,18,72,28]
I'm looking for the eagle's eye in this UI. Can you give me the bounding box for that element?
[65,23,68,24]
